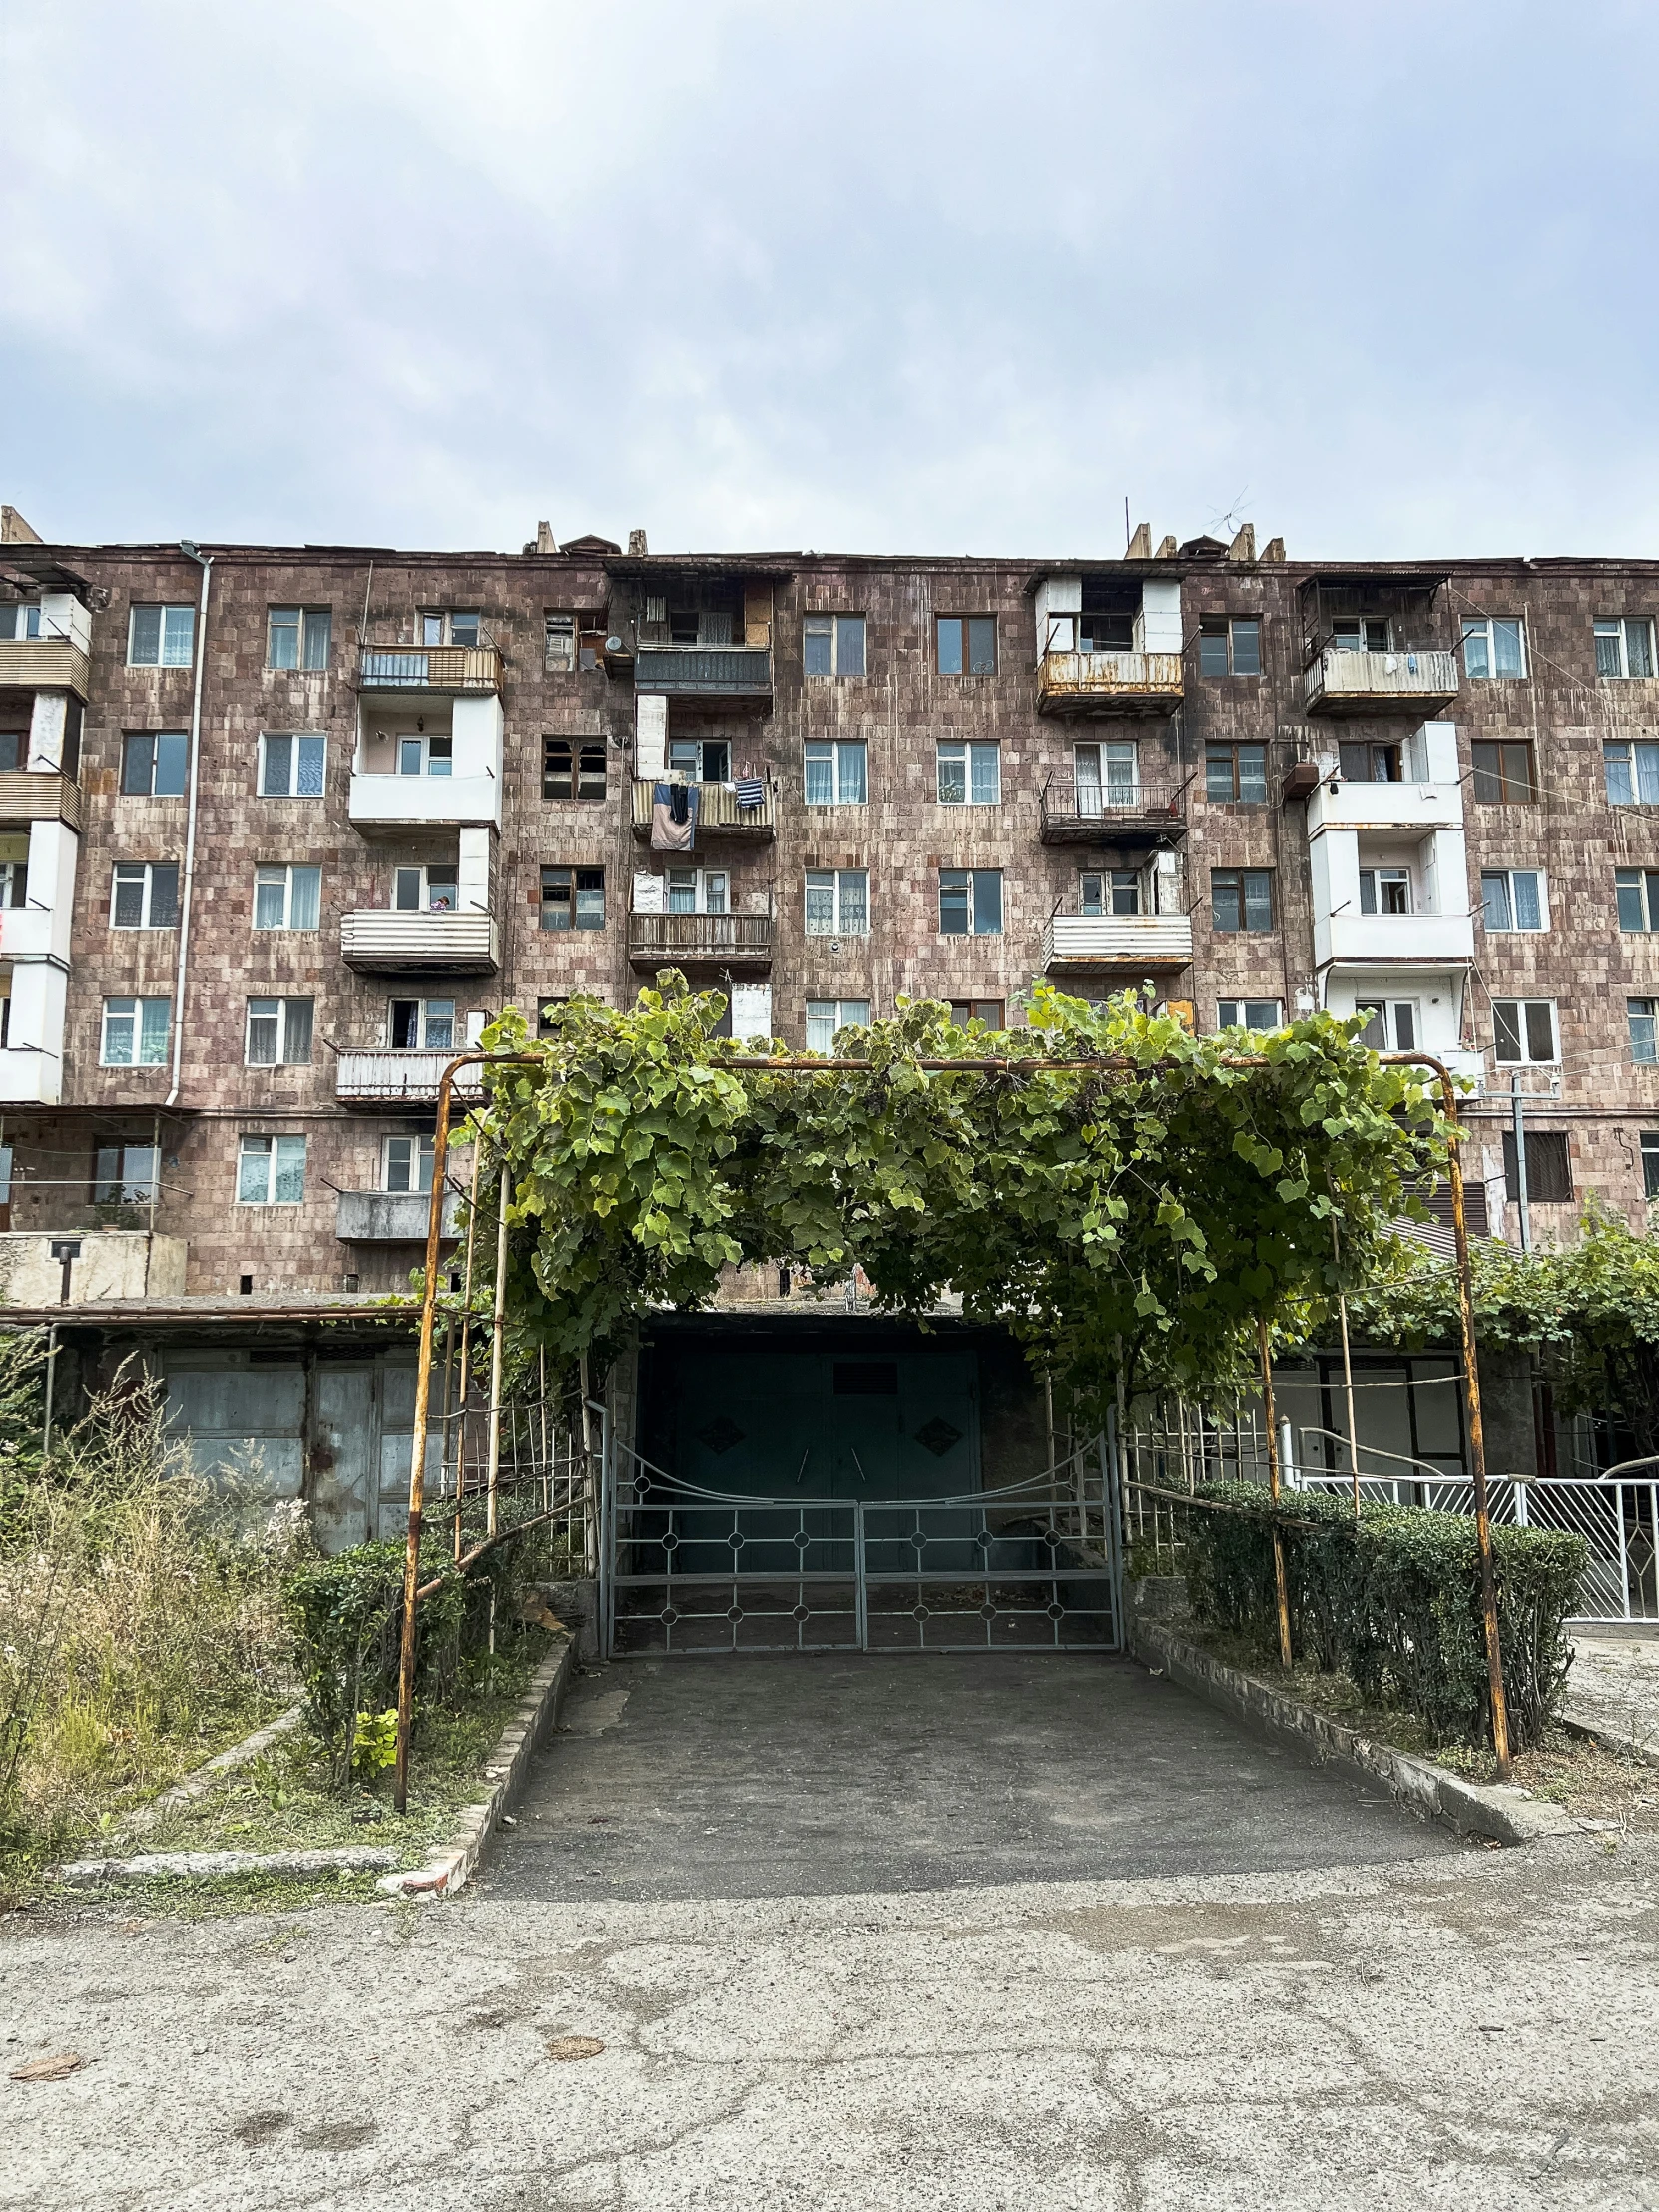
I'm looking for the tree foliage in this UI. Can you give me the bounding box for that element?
[455,977,1450,1417]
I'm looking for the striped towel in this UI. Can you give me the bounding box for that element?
[733,776,766,809]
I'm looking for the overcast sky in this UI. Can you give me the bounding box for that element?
[3,0,1656,561]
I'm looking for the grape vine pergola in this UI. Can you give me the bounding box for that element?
[387,988,1512,1804]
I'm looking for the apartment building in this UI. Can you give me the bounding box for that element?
[1,511,1654,1527]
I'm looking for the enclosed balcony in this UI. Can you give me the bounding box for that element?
[336,1189,464,1242]
[0,589,93,701]
[1038,774,1187,847]
[334,1051,487,1106]
[339,911,499,975]
[1041,912,1193,976]
[0,772,83,832]
[630,779,776,840]
[1303,647,1459,716]
[627,912,774,970]
[1036,650,1183,718]
[632,645,773,700]
[355,643,503,695]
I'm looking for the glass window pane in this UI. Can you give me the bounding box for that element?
[1596,624,1624,678]
[1638,744,1659,803]
[1513,872,1542,930]
[283,998,313,1063]
[238,1141,271,1204]
[120,735,152,795]
[837,743,867,803]
[423,1004,454,1049]
[1525,1002,1555,1061]
[287,866,320,930]
[149,864,179,926]
[1212,873,1241,931]
[804,742,834,804]
[1493,619,1524,676]
[1199,628,1229,677]
[274,1136,306,1203]
[153,732,188,796]
[103,1003,134,1063]
[970,745,1001,805]
[162,607,195,666]
[302,610,331,670]
[936,618,964,676]
[1605,743,1634,804]
[399,738,423,777]
[840,1000,870,1029]
[702,873,728,916]
[805,873,834,932]
[1493,1002,1520,1062]
[1631,1002,1659,1065]
[1230,619,1261,676]
[1237,746,1267,803]
[112,868,146,927]
[939,871,969,935]
[296,737,325,796]
[1462,621,1490,679]
[804,618,832,677]
[263,735,292,796]
[138,999,170,1064]
[1206,750,1235,802]
[972,869,1002,934]
[936,746,966,804]
[967,617,997,675]
[386,1137,413,1193]
[1103,743,1138,798]
[1618,871,1647,930]
[1243,872,1274,930]
[1482,873,1513,931]
[666,873,695,914]
[806,1002,836,1053]
[835,616,865,676]
[1628,621,1654,679]
[1244,1001,1279,1032]
[129,606,162,665]
[247,1002,278,1064]
[838,870,867,932]
[1356,1003,1386,1050]
[269,610,299,669]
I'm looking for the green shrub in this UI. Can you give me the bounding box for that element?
[1186,1480,1587,1750]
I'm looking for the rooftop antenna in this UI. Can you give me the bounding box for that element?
[1124,497,1130,552]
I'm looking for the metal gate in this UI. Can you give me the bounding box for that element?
[600,1431,1124,1656]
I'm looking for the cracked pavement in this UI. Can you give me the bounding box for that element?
[5,1655,1658,2209]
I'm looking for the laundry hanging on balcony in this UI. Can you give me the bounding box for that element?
[733,774,766,810]
[651,780,699,851]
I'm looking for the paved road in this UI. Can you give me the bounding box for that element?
[5,1655,1658,2211]
[486,1653,1458,1900]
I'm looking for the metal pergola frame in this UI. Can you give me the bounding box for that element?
[392,1046,1510,1808]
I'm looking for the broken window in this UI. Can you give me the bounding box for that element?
[1080,869,1141,917]
[541,866,606,930]
[543,737,608,801]
[544,614,578,672]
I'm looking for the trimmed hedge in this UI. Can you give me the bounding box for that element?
[1184,1481,1587,1750]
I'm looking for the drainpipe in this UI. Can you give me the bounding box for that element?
[167,543,213,1107]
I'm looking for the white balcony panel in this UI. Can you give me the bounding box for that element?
[339,911,499,974]
[0,1232,187,1304]
[1304,649,1459,714]
[1042,913,1194,972]
[348,774,501,832]
[335,1050,487,1104]
[1317,912,1476,969]
[1306,779,1465,835]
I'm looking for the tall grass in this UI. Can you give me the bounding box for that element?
[0,1343,308,1875]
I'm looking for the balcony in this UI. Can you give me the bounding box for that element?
[348,773,501,834]
[355,644,503,695]
[1041,912,1194,975]
[339,911,499,975]
[630,779,776,840]
[1305,775,1464,836]
[0,637,91,701]
[1038,776,1187,847]
[633,646,773,701]
[1303,648,1459,716]
[0,772,84,832]
[1317,911,1477,969]
[1036,651,1183,718]
[0,1231,187,1305]
[336,1189,464,1243]
[628,912,774,970]
[334,1051,488,1106]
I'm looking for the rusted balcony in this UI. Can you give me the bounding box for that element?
[1036,650,1183,718]
[1303,648,1459,715]
[339,911,500,974]
[628,912,774,970]
[0,771,83,831]
[334,1050,487,1106]
[355,644,504,694]
[1038,775,1187,847]
[630,779,776,839]
[633,645,772,701]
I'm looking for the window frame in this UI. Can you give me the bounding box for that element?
[1480,868,1548,933]
[543,736,609,802]
[804,867,869,936]
[395,732,453,779]
[935,740,1001,806]
[384,1134,435,1196]
[1502,1128,1573,1204]
[665,865,728,917]
[393,864,459,915]
[388,997,456,1051]
[420,611,482,648]
[1205,742,1268,804]
[1641,1130,1659,1199]
[120,731,189,798]
[935,615,999,678]
[127,604,196,669]
[1492,998,1560,1066]
[252,863,321,933]
[244,995,314,1068]
[543,613,578,673]
[937,866,1004,937]
[1470,739,1538,805]
[1630,998,1658,1066]
[100,995,171,1068]
[1197,616,1262,677]
[667,737,732,787]
[540,865,607,931]
[109,861,180,931]
[1080,868,1143,918]
[1359,866,1414,917]
[266,605,332,672]
[236,1133,307,1206]
[804,737,868,806]
[1210,867,1276,934]
[258,731,327,799]
[1595,616,1655,680]
[1604,739,1659,807]
[1354,998,1421,1053]
[803,613,866,679]
[1217,999,1284,1033]
[805,998,872,1052]
[1461,615,1528,681]
[92,1140,159,1205]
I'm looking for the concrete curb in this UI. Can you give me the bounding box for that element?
[115,1701,308,1841]
[58,1846,400,1885]
[1559,1710,1659,1770]
[1129,1615,1585,1845]
[377,1635,576,1899]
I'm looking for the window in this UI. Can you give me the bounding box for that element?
[947,999,1004,1028]
[128,605,195,667]
[1206,744,1268,803]
[120,732,189,797]
[938,867,1003,936]
[93,1141,159,1204]
[668,607,734,646]
[0,732,25,773]
[541,866,605,930]
[1339,741,1401,783]
[245,997,313,1067]
[1355,1000,1420,1052]
[259,733,326,798]
[936,742,1001,805]
[1211,869,1275,932]
[666,866,727,915]
[936,617,998,676]
[1643,1131,1659,1198]
[1198,617,1261,676]
[1359,867,1412,916]
[110,862,179,929]
[1501,1130,1573,1204]
[804,614,865,677]
[394,865,458,913]
[1217,999,1283,1032]
[544,614,577,672]
[806,998,871,1052]
[1075,741,1140,812]
[267,607,331,672]
[1595,617,1655,679]
[1631,999,1658,1065]
[421,611,481,647]
[805,868,868,935]
[397,732,452,777]
[1080,869,1141,917]
[237,1134,306,1205]
[1470,740,1537,804]
[668,737,731,785]
[543,737,608,802]
[1331,617,1391,653]
[253,864,321,931]
[1461,616,1527,679]
[1604,740,1659,806]
[1481,870,1547,932]
[537,998,567,1037]
[0,604,43,641]
[101,996,170,1066]
[389,999,455,1050]
[804,738,867,805]
[0,837,27,910]
[385,1135,435,1195]
[1616,868,1659,932]
[1493,999,1559,1065]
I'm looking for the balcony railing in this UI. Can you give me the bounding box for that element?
[356,644,504,694]
[334,1050,488,1105]
[628,912,774,968]
[339,911,500,974]
[336,1189,464,1242]
[0,771,83,831]
[633,645,773,698]
[0,636,92,701]
[1315,910,1477,970]
[1036,650,1184,717]
[1303,648,1459,715]
[348,772,501,833]
[1038,775,1187,845]
[1041,911,1194,974]
[630,779,776,837]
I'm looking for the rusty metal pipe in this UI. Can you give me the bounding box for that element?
[1258,1316,1294,1669]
